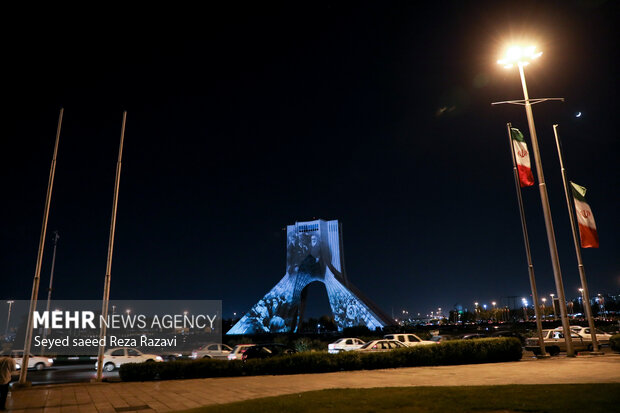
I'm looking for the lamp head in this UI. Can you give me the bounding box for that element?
[498,45,542,68]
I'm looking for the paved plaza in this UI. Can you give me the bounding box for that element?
[6,353,620,413]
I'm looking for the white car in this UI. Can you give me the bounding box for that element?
[227,344,255,360]
[525,329,589,355]
[559,326,613,347]
[354,339,407,352]
[383,334,436,347]
[9,350,54,371]
[95,347,163,372]
[328,338,365,354]
[191,343,233,359]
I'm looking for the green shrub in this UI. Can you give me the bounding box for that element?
[610,334,620,352]
[119,338,522,381]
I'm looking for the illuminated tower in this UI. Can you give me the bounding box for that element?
[227,219,392,334]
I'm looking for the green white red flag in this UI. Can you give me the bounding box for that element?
[510,128,535,187]
[570,182,599,248]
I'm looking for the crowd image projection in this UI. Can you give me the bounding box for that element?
[227,219,392,334]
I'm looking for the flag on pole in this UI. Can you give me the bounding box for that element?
[510,128,535,187]
[570,182,599,248]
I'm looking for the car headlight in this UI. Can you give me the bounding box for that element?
[48,359,54,363]
[155,356,163,361]
[16,364,21,370]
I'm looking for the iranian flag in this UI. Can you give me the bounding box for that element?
[570,182,599,248]
[510,128,535,187]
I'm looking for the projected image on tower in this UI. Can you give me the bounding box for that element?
[227,220,392,335]
[287,226,326,281]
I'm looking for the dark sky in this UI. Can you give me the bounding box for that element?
[2,1,618,320]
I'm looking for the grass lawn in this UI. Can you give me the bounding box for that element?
[181,384,620,413]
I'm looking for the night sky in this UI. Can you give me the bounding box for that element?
[3,1,618,320]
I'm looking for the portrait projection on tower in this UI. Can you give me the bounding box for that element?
[227,219,392,334]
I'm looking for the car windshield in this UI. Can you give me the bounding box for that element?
[359,341,376,349]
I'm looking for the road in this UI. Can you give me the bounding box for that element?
[16,364,119,385]
[15,346,614,386]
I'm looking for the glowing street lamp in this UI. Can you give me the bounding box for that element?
[497,45,542,69]
[598,294,605,317]
[497,45,573,356]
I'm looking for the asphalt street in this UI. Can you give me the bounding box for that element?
[11,346,614,386]
[15,364,119,386]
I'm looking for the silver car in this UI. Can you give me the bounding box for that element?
[354,339,407,352]
[191,343,233,359]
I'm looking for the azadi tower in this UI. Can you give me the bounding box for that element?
[227,219,392,334]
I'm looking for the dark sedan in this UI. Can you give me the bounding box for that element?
[461,333,488,340]
[241,343,296,361]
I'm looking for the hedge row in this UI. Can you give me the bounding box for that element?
[611,334,620,352]
[119,338,522,381]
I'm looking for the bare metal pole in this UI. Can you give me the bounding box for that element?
[96,111,127,381]
[506,123,547,357]
[552,124,600,353]
[4,301,14,338]
[517,63,574,356]
[41,231,60,355]
[19,108,64,385]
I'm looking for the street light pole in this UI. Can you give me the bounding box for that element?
[4,301,14,338]
[495,46,574,356]
[41,231,60,355]
[518,62,575,357]
[515,61,574,356]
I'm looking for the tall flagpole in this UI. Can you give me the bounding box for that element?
[506,123,547,357]
[552,124,600,353]
[19,108,64,385]
[96,111,127,381]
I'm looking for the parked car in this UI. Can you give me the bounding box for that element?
[241,343,296,361]
[383,334,435,347]
[159,351,189,361]
[461,333,488,340]
[354,339,407,352]
[328,338,365,354]
[8,350,53,370]
[525,329,589,355]
[227,344,255,360]
[489,331,525,345]
[559,326,613,347]
[95,347,163,372]
[428,335,456,343]
[191,343,233,359]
